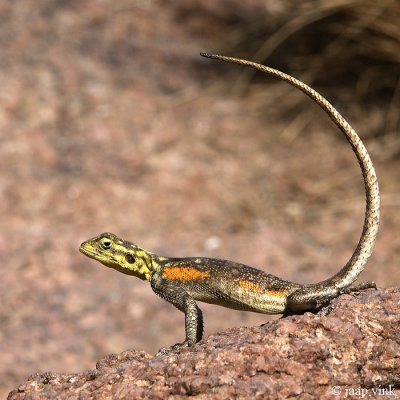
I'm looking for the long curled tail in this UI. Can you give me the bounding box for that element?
[200,52,380,292]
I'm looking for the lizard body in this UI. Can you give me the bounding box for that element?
[80,53,380,350]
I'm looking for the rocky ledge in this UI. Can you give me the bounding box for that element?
[8,288,400,399]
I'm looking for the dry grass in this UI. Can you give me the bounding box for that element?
[221,0,399,153]
[255,0,400,67]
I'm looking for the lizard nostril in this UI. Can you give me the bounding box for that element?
[125,254,135,264]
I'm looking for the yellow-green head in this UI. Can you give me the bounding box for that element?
[79,232,157,281]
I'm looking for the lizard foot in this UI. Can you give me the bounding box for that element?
[156,339,194,355]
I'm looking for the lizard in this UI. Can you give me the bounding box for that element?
[79,53,380,351]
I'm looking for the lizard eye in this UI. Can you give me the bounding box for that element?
[125,254,135,264]
[101,239,112,250]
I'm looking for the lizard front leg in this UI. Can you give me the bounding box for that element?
[150,272,203,351]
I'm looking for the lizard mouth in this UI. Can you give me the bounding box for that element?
[79,243,121,269]
[79,245,108,261]
[79,244,96,257]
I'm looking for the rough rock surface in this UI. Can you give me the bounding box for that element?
[8,288,400,399]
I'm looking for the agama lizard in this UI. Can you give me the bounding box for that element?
[80,53,380,351]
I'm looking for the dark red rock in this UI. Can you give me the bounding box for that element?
[8,288,400,399]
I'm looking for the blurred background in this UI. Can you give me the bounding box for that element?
[1,0,399,396]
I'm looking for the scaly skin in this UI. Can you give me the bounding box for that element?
[79,54,380,351]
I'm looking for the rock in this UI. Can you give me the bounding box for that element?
[8,288,400,399]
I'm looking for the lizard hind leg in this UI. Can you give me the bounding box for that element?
[285,286,341,312]
[339,281,376,295]
[285,281,376,314]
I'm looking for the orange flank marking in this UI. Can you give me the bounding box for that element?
[237,279,288,297]
[163,267,210,282]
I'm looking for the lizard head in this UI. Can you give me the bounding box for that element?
[79,232,156,281]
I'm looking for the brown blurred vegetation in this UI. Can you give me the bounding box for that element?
[182,0,400,150]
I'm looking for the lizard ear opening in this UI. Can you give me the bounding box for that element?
[125,254,135,264]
